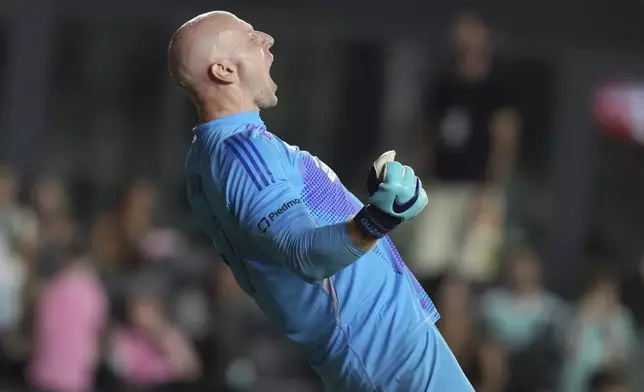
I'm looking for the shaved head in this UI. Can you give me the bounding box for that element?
[168,11,277,119]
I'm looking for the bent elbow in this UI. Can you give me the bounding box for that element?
[300,272,324,285]
[278,225,351,284]
[281,233,327,284]
[289,260,328,284]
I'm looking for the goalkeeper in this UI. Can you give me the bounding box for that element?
[169,11,474,392]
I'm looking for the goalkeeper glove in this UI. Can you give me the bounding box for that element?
[355,150,428,239]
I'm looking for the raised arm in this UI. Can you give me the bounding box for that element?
[218,132,375,283]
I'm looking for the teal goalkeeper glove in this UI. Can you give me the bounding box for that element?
[355,151,428,239]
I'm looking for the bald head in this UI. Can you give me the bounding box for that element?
[169,11,240,90]
[168,11,277,117]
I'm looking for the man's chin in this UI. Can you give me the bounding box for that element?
[258,94,278,109]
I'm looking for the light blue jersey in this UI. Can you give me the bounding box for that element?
[185,112,473,392]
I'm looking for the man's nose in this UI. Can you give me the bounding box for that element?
[260,32,274,48]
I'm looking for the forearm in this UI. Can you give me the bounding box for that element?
[347,219,379,251]
[274,218,374,283]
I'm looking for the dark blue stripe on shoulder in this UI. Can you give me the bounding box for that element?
[232,131,277,185]
[223,138,262,191]
[244,137,275,183]
[229,133,270,188]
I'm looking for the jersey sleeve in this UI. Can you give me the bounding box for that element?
[217,130,366,282]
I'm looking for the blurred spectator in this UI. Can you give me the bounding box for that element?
[0,218,34,387]
[100,179,158,272]
[420,10,520,185]
[481,246,567,392]
[562,270,636,392]
[0,165,38,256]
[117,179,186,269]
[0,209,36,337]
[31,176,77,277]
[28,250,108,392]
[436,274,507,392]
[410,11,519,279]
[121,180,157,248]
[31,176,70,237]
[588,367,628,392]
[0,165,24,242]
[0,167,38,384]
[0,230,28,336]
[108,275,201,390]
[90,212,127,274]
[0,169,36,335]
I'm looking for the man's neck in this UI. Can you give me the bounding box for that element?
[199,107,259,123]
[198,95,259,123]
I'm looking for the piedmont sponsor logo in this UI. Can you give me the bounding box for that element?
[257,198,302,233]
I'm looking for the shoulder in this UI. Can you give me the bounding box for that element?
[219,127,293,191]
[221,126,289,162]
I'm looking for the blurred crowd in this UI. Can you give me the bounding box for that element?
[404,11,643,392]
[0,7,643,392]
[1,163,641,392]
[0,167,326,392]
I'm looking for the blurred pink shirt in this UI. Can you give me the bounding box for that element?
[29,264,107,392]
[111,327,184,387]
[112,328,196,387]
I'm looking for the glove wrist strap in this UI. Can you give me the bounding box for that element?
[354,205,402,239]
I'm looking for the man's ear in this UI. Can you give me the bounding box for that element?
[208,60,237,84]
